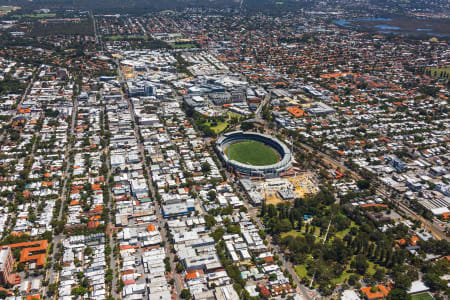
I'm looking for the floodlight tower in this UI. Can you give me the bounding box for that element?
[290,136,293,155]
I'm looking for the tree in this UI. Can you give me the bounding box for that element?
[12,248,21,260]
[81,278,90,289]
[239,206,248,213]
[258,230,267,240]
[348,274,359,286]
[393,273,412,290]
[357,180,370,190]
[106,269,113,283]
[211,228,225,242]
[16,262,25,272]
[207,190,216,201]
[373,268,386,283]
[260,202,267,217]
[387,288,411,300]
[84,247,93,256]
[180,289,191,299]
[201,162,211,174]
[278,218,293,232]
[241,122,254,131]
[48,283,58,295]
[176,262,185,273]
[76,271,84,280]
[42,230,53,242]
[164,257,171,272]
[267,204,277,218]
[353,254,368,275]
[204,215,216,228]
[71,286,88,296]
[423,273,447,291]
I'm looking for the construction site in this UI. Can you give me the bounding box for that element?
[242,171,318,205]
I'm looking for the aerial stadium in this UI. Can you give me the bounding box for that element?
[216,131,293,178]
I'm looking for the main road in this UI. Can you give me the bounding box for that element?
[99,96,119,299]
[118,61,183,298]
[0,68,37,143]
[47,87,78,290]
[252,92,271,122]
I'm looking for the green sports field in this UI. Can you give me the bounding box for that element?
[411,293,433,300]
[426,66,450,80]
[226,141,279,166]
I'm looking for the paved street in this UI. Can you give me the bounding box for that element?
[120,64,183,298]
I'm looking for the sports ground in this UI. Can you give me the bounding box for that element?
[226,141,280,166]
[411,293,433,300]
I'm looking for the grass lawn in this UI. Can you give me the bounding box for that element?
[426,66,450,79]
[332,267,354,285]
[227,112,242,119]
[411,293,434,300]
[105,35,148,41]
[295,262,356,286]
[203,113,241,135]
[205,121,228,134]
[367,261,377,275]
[336,221,357,239]
[281,223,323,236]
[336,227,351,239]
[44,241,52,268]
[281,229,303,239]
[171,43,197,49]
[105,35,123,40]
[126,35,148,40]
[34,13,56,18]
[295,265,308,278]
[290,250,386,286]
[0,6,13,11]
[226,141,279,166]
[13,13,56,18]
[280,228,322,242]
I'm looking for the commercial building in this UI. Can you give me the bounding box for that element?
[0,246,14,285]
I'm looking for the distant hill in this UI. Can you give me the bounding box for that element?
[0,0,447,14]
[0,0,241,13]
